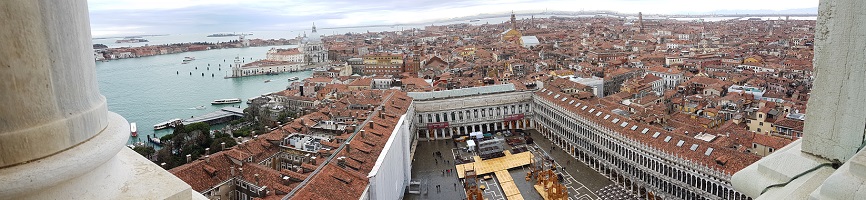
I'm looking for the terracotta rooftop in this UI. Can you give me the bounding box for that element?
[537,85,761,174]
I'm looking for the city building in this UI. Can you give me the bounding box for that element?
[267,48,304,63]
[301,23,329,64]
[363,53,404,75]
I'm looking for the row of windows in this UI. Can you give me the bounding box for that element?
[533,99,750,200]
[418,103,531,124]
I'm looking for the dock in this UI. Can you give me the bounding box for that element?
[182,107,245,125]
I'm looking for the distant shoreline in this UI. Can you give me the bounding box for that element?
[92,11,818,39]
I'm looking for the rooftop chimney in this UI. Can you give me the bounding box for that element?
[221,142,226,150]
[186,154,192,163]
[161,163,167,169]
[337,157,346,168]
[205,155,210,163]
[360,130,366,138]
[255,173,260,185]
[369,121,375,129]
[205,148,210,155]
[231,166,236,177]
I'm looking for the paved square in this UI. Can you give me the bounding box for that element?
[405,128,624,200]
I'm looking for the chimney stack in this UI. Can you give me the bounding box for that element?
[369,121,375,129]
[205,148,210,155]
[337,157,346,168]
[231,166,236,177]
[221,142,226,150]
[205,155,210,163]
[186,154,192,163]
[255,173,260,185]
[160,163,166,169]
[360,130,366,138]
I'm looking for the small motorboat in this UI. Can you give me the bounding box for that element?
[130,122,138,137]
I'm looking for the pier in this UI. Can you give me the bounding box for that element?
[182,107,245,125]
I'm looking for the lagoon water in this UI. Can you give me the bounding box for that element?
[95,45,312,144]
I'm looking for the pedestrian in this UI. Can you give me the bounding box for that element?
[437,185,441,192]
[454,183,457,190]
[442,170,445,176]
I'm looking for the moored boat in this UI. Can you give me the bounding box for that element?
[211,98,242,105]
[147,135,162,146]
[130,122,138,137]
[154,118,182,130]
[288,77,299,81]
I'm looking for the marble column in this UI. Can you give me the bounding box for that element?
[0,0,200,199]
[801,0,866,162]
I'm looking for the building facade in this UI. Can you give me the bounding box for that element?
[531,87,756,200]
[409,84,535,140]
[301,24,328,64]
[363,53,404,75]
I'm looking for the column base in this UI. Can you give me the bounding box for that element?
[0,112,204,199]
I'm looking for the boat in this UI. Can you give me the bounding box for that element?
[130,122,138,137]
[115,38,149,43]
[211,98,242,105]
[148,136,162,146]
[183,57,195,61]
[193,105,206,110]
[264,80,272,83]
[207,33,242,37]
[181,61,190,64]
[470,19,480,22]
[153,118,182,130]
[288,77,299,81]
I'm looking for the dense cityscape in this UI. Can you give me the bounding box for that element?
[12,1,866,200]
[124,13,817,200]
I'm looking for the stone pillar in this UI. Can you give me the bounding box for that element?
[801,0,866,163]
[0,0,108,168]
[0,1,200,199]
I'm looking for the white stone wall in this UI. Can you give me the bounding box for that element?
[366,106,415,200]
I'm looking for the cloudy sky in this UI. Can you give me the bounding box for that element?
[87,0,819,37]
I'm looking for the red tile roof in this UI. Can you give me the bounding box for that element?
[537,85,760,174]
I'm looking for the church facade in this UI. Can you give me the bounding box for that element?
[300,24,329,64]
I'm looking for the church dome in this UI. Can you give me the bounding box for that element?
[305,23,322,44]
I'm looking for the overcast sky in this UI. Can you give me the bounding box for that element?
[87,0,819,37]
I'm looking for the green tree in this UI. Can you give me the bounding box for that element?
[133,146,155,158]
[183,122,210,134]
[210,137,238,152]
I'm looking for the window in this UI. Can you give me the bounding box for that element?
[759,122,763,126]
[769,148,775,153]
[758,114,763,118]
[757,128,762,133]
[752,143,758,148]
